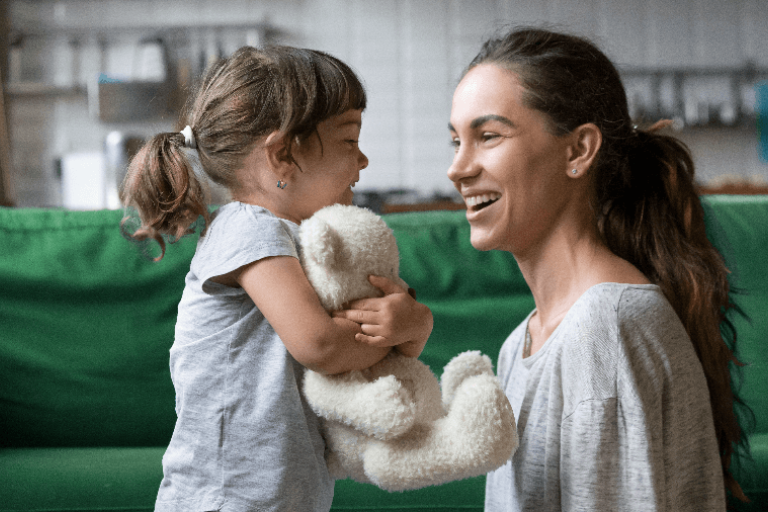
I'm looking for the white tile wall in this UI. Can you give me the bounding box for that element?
[6,0,768,206]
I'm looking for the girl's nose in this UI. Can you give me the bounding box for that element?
[358,149,369,171]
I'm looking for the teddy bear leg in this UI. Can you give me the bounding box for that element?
[362,373,517,492]
[304,369,418,440]
[324,423,373,485]
[440,350,495,410]
[367,353,445,422]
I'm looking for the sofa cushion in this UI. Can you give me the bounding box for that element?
[0,209,196,447]
[1,447,165,512]
[0,447,487,512]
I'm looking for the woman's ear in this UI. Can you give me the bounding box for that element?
[264,131,297,181]
[567,123,602,177]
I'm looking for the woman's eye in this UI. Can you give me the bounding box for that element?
[481,132,499,142]
[450,138,460,150]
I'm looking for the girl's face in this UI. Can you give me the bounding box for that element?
[448,64,575,254]
[289,109,369,221]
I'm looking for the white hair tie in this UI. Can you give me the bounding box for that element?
[180,125,197,149]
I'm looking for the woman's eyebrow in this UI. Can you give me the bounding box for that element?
[448,115,515,133]
[470,114,515,129]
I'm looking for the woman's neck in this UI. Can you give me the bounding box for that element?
[515,221,649,344]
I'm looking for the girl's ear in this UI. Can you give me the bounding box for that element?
[264,131,296,181]
[567,123,602,176]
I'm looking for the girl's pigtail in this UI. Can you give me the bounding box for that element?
[120,132,210,261]
[596,123,750,502]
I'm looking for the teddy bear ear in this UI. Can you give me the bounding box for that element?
[306,219,343,269]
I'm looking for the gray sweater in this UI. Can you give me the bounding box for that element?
[485,283,726,511]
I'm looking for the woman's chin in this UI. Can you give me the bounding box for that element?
[469,230,497,252]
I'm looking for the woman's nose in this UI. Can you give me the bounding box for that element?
[447,146,478,183]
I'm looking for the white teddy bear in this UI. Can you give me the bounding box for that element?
[300,204,518,492]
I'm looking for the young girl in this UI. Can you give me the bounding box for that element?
[121,45,433,512]
[447,28,750,510]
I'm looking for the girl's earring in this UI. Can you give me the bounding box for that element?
[571,169,578,175]
[277,180,287,189]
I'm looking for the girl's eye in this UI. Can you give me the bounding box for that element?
[450,138,460,150]
[481,132,500,142]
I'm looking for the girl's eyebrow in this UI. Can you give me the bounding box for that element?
[338,120,362,129]
[448,115,515,132]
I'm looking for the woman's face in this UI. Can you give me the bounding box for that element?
[448,64,576,254]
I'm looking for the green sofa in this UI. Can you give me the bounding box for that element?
[1,195,766,512]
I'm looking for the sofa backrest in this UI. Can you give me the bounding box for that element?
[1,196,766,449]
[1,209,196,447]
[698,196,768,439]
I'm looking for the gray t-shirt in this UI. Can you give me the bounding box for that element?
[155,202,333,512]
[485,283,725,511]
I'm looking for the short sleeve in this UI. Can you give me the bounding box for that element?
[190,203,300,292]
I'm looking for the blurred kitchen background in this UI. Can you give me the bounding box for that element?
[0,0,767,210]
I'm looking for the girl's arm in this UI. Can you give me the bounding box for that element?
[236,255,391,375]
[332,275,433,359]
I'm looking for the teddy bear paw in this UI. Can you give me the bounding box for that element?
[440,350,495,409]
[443,373,518,468]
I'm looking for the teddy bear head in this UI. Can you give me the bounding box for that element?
[299,204,408,311]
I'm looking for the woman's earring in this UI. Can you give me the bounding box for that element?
[571,169,578,175]
[277,180,287,189]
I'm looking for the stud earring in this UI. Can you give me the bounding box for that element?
[571,169,578,175]
[277,180,287,189]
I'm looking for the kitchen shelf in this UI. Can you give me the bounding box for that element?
[6,82,86,97]
[618,64,768,128]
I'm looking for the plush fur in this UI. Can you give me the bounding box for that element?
[300,204,518,492]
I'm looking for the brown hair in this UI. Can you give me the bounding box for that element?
[468,27,751,502]
[120,45,366,260]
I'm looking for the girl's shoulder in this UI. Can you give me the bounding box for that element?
[210,201,295,231]
[203,202,299,247]
[191,202,301,286]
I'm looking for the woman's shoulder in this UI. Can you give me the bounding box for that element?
[553,283,691,407]
[576,282,670,320]
[575,282,698,383]
[571,283,684,346]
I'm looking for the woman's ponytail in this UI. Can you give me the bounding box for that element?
[596,124,750,502]
[120,131,210,261]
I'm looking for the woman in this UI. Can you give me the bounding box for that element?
[447,27,749,511]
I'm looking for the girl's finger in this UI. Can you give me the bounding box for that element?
[355,333,390,346]
[367,275,407,295]
[345,297,379,311]
[332,309,379,326]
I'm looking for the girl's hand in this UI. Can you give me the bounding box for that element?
[332,275,433,357]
